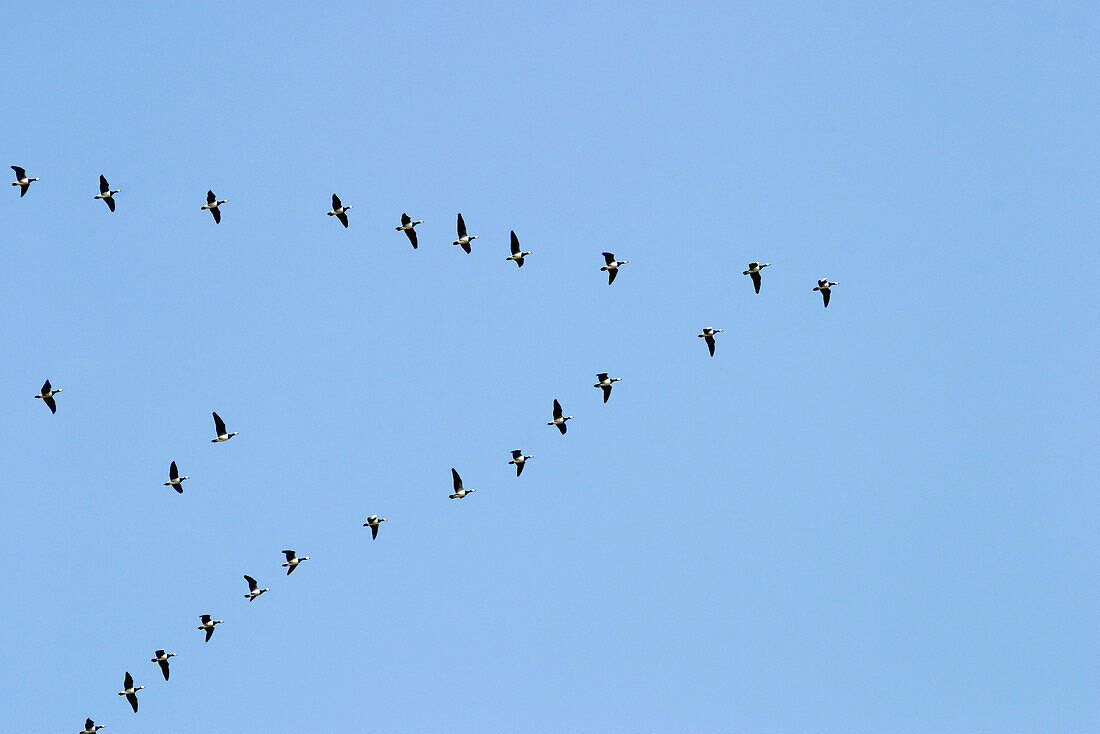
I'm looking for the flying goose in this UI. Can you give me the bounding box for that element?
[593,372,621,403]
[449,468,475,499]
[698,327,722,356]
[35,379,62,413]
[150,650,176,681]
[117,672,142,713]
[396,213,422,248]
[506,231,530,267]
[814,278,839,307]
[743,262,770,294]
[163,461,189,493]
[453,213,477,252]
[211,412,237,442]
[81,718,106,733]
[363,514,387,539]
[328,194,352,227]
[95,175,119,211]
[600,252,627,284]
[198,614,223,642]
[548,399,573,434]
[509,449,533,476]
[201,190,227,223]
[243,575,269,601]
[281,549,309,574]
[11,166,38,196]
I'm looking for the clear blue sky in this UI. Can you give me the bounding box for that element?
[1,2,1096,731]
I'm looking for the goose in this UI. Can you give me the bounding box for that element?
[813,278,839,308]
[396,213,422,248]
[163,461,188,493]
[201,190,227,223]
[548,399,573,434]
[593,372,621,403]
[281,549,309,574]
[449,468,475,499]
[328,194,351,227]
[95,175,119,211]
[698,327,722,356]
[743,262,770,294]
[506,231,530,267]
[211,411,237,442]
[11,166,38,196]
[508,449,533,476]
[601,252,628,284]
[150,650,176,681]
[34,379,62,414]
[198,614,223,642]
[363,514,387,539]
[81,718,106,733]
[117,672,142,713]
[453,213,477,252]
[243,575,269,601]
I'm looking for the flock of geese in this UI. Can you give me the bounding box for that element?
[12,162,840,730]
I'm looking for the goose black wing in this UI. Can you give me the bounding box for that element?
[512,449,522,459]
[127,692,138,713]
[207,190,216,205]
[452,468,462,491]
[42,379,51,393]
[169,461,178,480]
[205,626,214,642]
[336,211,348,228]
[332,193,342,210]
[371,524,379,540]
[557,421,567,434]
[12,165,25,179]
[602,385,612,402]
[44,396,57,413]
[244,575,257,591]
[822,289,831,308]
[213,412,226,436]
[401,212,411,226]
[602,252,615,265]
[99,175,109,194]
[456,213,467,238]
[607,268,617,284]
[86,719,95,730]
[124,671,133,689]
[283,550,296,561]
[158,658,170,680]
[105,196,115,212]
[510,230,520,255]
[706,335,716,356]
[553,399,562,419]
[750,271,761,293]
[405,227,417,248]
[200,614,211,624]
[516,461,524,476]
[211,206,221,224]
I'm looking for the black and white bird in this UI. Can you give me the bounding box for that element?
[548,399,573,434]
[211,412,237,442]
[95,175,119,211]
[743,262,770,294]
[81,718,106,733]
[506,231,530,267]
[453,213,477,252]
[243,575,269,601]
[600,252,628,284]
[328,194,352,227]
[198,614,223,642]
[281,550,309,574]
[201,190,227,223]
[509,449,533,476]
[35,380,62,413]
[150,650,176,681]
[814,278,839,307]
[117,672,142,713]
[396,213,422,248]
[698,328,722,356]
[363,515,387,539]
[449,468,475,499]
[163,461,188,493]
[593,373,621,403]
[11,166,38,196]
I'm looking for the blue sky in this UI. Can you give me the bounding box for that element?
[1,2,1096,731]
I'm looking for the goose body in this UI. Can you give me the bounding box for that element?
[201,190,228,223]
[452,213,477,252]
[163,461,188,493]
[813,278,839,307]
[743,262,770,294]
[396,213,422,248]
[509,449,533,476]
[243,574,269,601]
[363,514,387,539]
[506,230,531,267]
[593,372,621,403]
[449,468,475,499]
[11,165,38,196]
[281,549,310,574]
[548,399,573,434]
[118,672,143,713]
[198,614,223,642]
[698,327,722,356]
[328,194,352,227]
[81,718,106,733]
[35,379,62,413]
[600,252,628,284]
[211,411,237,442]
[150,650,176,681]
[95,175,119,211]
